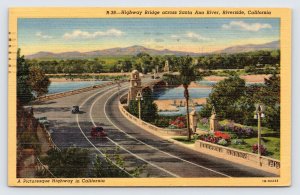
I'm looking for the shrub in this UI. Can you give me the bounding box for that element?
[232,139,245,145]
[154,117,170,128]
[217,139,228,146]
[244,127,255,137]
[225,121,235,131]
[214,131,231,140]
[221,121,256,138]
[199,134,219,144]
[252,144,268,155]
[169,116,187,129]
[219,125,225,131]
[200,118,209,126]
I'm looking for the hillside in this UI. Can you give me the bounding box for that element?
[25,40,280,60]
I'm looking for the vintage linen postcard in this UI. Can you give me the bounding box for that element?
[8,7,291,186]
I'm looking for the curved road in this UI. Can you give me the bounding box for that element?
[33,82,277,178]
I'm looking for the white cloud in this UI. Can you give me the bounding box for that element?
[63,29,124,39]
[185,32,211,41]
[170,32,211,41]
[35,32,52,39]
[222,21,272,32]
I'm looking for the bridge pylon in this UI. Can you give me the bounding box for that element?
[127,70,142,105]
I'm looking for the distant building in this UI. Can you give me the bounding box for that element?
[164,60,170,73]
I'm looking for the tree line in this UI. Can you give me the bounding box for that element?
[196,50,280,70]
[26,52,194,74]
[26,49,280,75]
[17,49,51,104]
[199,74,280,131]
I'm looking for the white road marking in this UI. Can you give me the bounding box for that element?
[76,86,133,177]
[79,85,117,108]
[90,89,180,178]
[102,89,232,178]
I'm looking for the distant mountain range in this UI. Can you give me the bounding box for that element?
[25,40,279,60]
[214,40,279,54]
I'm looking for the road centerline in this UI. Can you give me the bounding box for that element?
[89,87,180,178]
[75,85,133,177]
[102,90,231,178]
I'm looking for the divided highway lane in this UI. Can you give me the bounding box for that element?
[89,87,228,178]
[101,89,277,178]
[32,76,154,149]
[33,78,277,178]
[33,84,118,149]
[78,85,179,177]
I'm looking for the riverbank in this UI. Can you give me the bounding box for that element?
[48,72,130,82]
[154,98,206,112]
[203,74,270,83]
[178,81,212,89]
[49,78,111,82]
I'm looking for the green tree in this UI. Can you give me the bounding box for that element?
[200,74,280,131]
[29,66,51,97]
[17,49,33,104]
[162,74,181,87]
[91,147,145,178]
[255,74,280,130]
[128,88,158,123]
[128,100,139,117]
[200,76,246,122]
[176,56,201,141]
[141,87,158,122]
[40,147,90,178]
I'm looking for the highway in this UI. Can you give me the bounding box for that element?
[33,81,277,178]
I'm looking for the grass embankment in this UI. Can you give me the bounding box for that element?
[172,136,197,144]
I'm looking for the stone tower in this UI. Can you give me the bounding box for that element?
[164,60,170,73]
[209,106,219,132]
[127,70,142,104]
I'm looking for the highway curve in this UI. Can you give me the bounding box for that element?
[33,82,277,178]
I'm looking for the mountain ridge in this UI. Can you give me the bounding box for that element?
[25,40,279,59]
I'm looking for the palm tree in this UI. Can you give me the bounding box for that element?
[176,56,201,141]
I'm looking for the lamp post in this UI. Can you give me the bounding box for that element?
[254,103,265,166]
[117,82,121,100]
[136,91,143,119]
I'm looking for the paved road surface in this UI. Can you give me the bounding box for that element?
[33,80,277,178]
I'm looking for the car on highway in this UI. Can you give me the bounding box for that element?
[91,126,107,138]
[71,106,80,114]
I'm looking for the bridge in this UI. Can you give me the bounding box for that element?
[30,70,277,178]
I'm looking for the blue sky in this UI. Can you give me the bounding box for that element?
[18,18,280,55]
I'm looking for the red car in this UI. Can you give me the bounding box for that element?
[91,126,107,138]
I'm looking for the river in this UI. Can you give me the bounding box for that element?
[47,81,109,94]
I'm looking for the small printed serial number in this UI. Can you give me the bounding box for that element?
[262,179,279,183]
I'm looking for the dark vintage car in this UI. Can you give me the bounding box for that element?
[91,126,107,138]
[71,106,80,114]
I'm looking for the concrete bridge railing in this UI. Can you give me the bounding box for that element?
[34,81,116,102]
[118,94,187,136]
[195,140,280,175]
